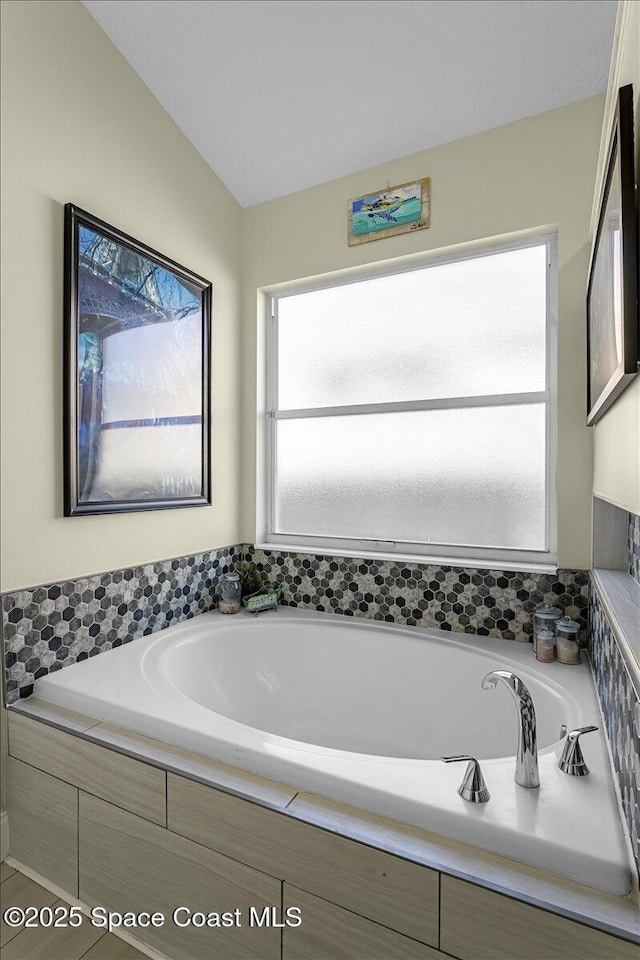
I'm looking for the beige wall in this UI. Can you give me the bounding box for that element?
[0,0,617,596]
[592,0,640,516]
[241,98,605,570]
[0,0,243,592]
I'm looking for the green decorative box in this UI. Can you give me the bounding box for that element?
[242,583,282,614]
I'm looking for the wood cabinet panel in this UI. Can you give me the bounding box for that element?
[283,885,445,960]
[440,876,639,960]
[6,758,78,895]
[79,792,281,960]
[8,712,165,825]
[168,772,439,948]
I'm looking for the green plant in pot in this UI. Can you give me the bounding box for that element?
[234,560,267,598]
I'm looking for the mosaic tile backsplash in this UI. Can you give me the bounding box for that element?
[3,543,591,703]
[589,583,640,876]
[2,544,246,704]
[252,548,590,642]
[629,511,640,585]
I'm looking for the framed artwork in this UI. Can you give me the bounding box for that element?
[347,177,430,246]
[64,204,212,515]
[586,84,638,426]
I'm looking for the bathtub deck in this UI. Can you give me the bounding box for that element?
[6,697,640,947]
[26,608,634,897]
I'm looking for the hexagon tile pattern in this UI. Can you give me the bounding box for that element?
[589,582,640,877]
[251,548,589,643]
[2,543,590,704]
[2,544,248,704]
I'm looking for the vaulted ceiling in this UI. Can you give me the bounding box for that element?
[83,0,617,206]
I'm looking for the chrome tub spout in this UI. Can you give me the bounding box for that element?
[482,669,540,789]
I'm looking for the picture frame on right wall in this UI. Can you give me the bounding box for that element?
[586,84,638,426]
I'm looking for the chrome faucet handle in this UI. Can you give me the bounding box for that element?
[441,755,490,803]
[558,725,598,776]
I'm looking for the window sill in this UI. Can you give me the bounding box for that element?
[255,542,559,574]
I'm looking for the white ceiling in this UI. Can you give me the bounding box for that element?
[83,0,617,207]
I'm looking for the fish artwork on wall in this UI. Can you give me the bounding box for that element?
[348,177,430,245]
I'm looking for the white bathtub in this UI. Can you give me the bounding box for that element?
[33,608,631,895]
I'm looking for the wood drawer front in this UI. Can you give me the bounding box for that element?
[79,792,281,960]
[8,711,165,825]
[440,876,639,960]
[6,757,78,896]
[168,773,439,948]
[283,885,445,960]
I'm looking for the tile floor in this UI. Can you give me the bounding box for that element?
[0,862,147,960]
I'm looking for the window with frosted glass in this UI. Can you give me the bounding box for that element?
[269,240,554,557]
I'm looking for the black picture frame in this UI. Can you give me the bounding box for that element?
[64,204,212,515]
[586,84,638,426]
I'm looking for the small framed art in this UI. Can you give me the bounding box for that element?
[347,177,430,246]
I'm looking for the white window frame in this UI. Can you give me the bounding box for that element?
[261,233,558,572]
